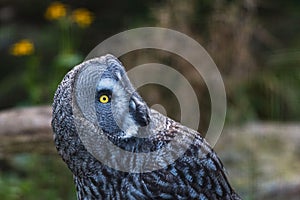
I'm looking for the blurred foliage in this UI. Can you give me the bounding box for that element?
[0,0,155,107]
[0,0,300,199]
[0,0,299,124]
[0,154,75,200]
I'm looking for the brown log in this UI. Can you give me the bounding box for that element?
[0,106,55,155]
[261,182,300,200]
[0,106,299,155]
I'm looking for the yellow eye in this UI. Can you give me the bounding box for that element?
[99,95,110,104]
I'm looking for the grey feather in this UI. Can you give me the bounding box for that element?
[52,54,242,200]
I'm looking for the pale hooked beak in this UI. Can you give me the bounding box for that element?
[129,92,150,127]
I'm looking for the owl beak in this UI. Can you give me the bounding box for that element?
[129,93,150,127]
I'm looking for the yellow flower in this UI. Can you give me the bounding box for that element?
[71,8,94,28]
[45,2,67,20]
[10,39,34,56]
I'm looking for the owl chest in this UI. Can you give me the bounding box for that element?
[75,165,199,200]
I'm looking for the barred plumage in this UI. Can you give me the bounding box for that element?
[52,54,241,199]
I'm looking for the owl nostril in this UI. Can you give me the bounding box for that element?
[129,93,150,127]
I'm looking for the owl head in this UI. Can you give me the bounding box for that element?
[52,54,168,173]
[88,55,150,138]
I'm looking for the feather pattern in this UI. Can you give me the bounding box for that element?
[52,54,242,200]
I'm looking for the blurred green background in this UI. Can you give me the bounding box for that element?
[0,0,299,199]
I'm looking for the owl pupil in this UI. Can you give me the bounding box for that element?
[97,89,112,104]
[100,95,109,103]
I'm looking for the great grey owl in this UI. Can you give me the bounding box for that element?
[52,54,241,200]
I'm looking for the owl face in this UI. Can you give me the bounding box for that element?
[94,60,149,138]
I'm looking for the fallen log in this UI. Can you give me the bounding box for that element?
[0,106,54,155]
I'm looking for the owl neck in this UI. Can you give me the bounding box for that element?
[105,132,170,153]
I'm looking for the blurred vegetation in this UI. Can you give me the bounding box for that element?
[0,153,75,199]
[1,0,299,123]
[0,0,299,199]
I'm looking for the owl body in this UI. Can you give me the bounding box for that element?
[52,55,241,200]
